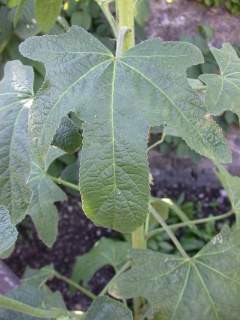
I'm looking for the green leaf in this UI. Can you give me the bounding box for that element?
[0,206,17,256]
[71,11,91,30]
[135,0,150,26]
[52,114,83,153]
[149,197,169,221]
[71,238,129,288]
[15,0,40,39]
[200,43,240,119]
[216,165,240,215]
[0,61,33,224]
[20,26,230,233]
[7,0,22,7]
[27,162,66,247]
[111,227,240,319]
[85,296,133,320]
[35,0,62,32]
[0,266,66,320]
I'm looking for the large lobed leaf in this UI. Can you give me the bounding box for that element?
[0,61,33,224]
[0,61,66,247]
[111,227,240,319]
[200,43,240,119]
[19,26,230,233]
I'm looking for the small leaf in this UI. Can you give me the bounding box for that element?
[0,61,33,224]
[27,162,66,247]
[52,115,83,153]
[71,238,129,287]
[111,227,240,319]
[0,206,17,256]
[85,296,133,320]
[200,43,240,119]
[35,0,62,32]
[20,26,230,233]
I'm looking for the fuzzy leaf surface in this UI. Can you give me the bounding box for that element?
[85,296,132,320]
[0,206,17,256]
[111,227,240,319]
[0,61,33,224]
[20,26,230,232]
[200,43,240,119]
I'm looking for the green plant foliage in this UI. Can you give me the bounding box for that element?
[0,206,17,256]
[85,296,133,320]
[52,114,83,154]
[111,227,240,319]
[0,60,66,247]
[200,43,240,120]
[0,266,67,320]
[35,0,62,32]
[71,238,129,288]
[19,26,230,233]
[0,61,33,224]
[27,162,66,247]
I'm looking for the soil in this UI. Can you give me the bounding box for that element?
[147,0,240,46]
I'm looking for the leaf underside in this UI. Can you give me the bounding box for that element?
[20,26,230,233]
[111,227,240,320]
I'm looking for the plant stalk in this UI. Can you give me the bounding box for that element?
[50,176,79,192]
[149,205,189,259]
[0,295,70,319]
[54,271,96,300]
[147,209,234,240]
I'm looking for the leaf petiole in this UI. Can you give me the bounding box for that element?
[149,204,189,259]
[147,209,234,239]
[50,176,79,192]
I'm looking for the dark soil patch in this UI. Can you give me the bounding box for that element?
[4,197,118,311]
[147,0,240,46]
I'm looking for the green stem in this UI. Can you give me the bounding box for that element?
[0,295,70,319]
[54,271,96,300]
[147,132,166,152]
[96,0,117,38]
[147,209,234,240]
[149,205,189,259]
[100,261,131,296]
[116,0,135,52]
[50,176,79,192]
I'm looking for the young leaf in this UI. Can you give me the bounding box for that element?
[85,296,133,320]
[20,26,230,233]
[111,227,240,319]
[35,0,62,32]
[71,238,129,287]
[0,206,18,256]
[0,61,33,224]
[200,43,240,119]
[52,114,83,153]
[27,162,66,247]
